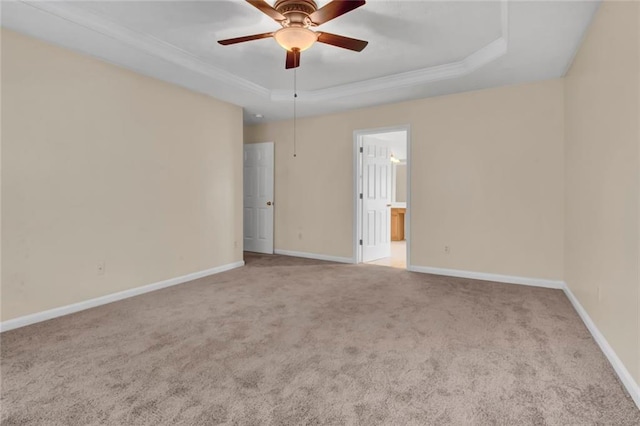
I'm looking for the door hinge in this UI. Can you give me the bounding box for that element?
[359,147,363,153]
[359,239,363,246]
[359,193,363,199]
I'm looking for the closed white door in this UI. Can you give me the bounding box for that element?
[243,142,274,254]
[362,140,392,262]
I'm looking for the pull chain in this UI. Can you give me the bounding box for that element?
[293,67,297,158]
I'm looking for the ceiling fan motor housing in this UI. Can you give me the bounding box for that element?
[274,0,318,27]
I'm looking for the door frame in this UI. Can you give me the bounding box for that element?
[353,124,411,266]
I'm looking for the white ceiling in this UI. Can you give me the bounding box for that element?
[2,1,600,124]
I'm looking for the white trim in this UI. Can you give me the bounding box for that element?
[19,0,509,103]
[407,265,564,289]
[271,1,509,102]
[353,131,362,264]
[0,261,245,333]
[406,126,412,268]
[353,125,411,267]
[19,0,269,97]
[405,265,640,409]
[273,249,353,264]
[562,282,640,409]
[270,38,506,102]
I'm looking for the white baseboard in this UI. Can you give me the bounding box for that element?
[407,265,639,409]
[3,259,638,411]
[273,249,354,264]
[562,282,640,409]
[0,261,245,333]
[407,265,564,289]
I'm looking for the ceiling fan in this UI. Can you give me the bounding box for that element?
[218,0,368,69]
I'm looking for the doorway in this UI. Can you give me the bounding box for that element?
[353,126,410,269]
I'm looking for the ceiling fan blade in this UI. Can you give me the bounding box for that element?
[317,32,368,52]
[246,0,286,22]
[285,49,301,69]
[309,0,366,25]
[218,32,273,45]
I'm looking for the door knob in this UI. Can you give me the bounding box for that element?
[266,201,272,206]
[386,204,392,207]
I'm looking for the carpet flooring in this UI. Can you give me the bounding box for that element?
[1,253,639,425]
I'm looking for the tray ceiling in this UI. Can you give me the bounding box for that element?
[1,1,600,123]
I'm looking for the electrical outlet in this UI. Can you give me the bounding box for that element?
[97,261,106,276]
[444,246,451,254]
[298,232,303,240]
[234,240,238,249]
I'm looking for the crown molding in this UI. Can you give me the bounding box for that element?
[271,37,507,102]
[271,0,509,102]
[18,0,509,103]
[19,0,270,98]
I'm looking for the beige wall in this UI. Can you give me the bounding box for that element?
[246,79,565,280]
[564,1,640,384]
[2,2,638,391]
[1,29,244,321]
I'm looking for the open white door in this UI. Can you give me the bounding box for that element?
[243,142,274,254]
[362,139,392,262]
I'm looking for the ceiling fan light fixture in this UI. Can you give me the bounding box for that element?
[217,0,369,70]
[274,27,318,52]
